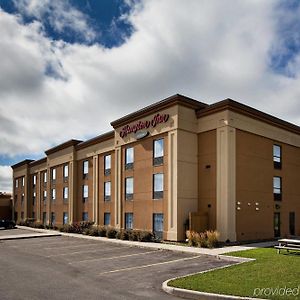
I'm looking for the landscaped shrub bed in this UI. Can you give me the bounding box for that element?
[186,230,219,248]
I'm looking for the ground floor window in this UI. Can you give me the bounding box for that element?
[125,213,133,229]
[21,212,24,220]
[32,212,35,219]
[51,212,55,226]
[82,212,88,222]
[153,213,164,239]
[43,212,47,225]
[63,212,68,225]
[274,212,280,237]
[104,213,111,225]
[289,212,295,236]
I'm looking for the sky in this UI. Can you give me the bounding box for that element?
[1,0,300,192]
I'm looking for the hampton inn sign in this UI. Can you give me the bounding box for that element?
[119,113,169,138]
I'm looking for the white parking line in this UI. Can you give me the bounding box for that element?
[69,250,160,265]
[97,255,202,276]
[45,246,125,258]
[44,243,103,250]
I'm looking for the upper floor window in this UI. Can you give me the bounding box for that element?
[22,177,25,187]
[63,187,68,202]
[63,164,69,178]
[154,139,164,166]
[273,176,282,201]
[83,185,88,202]
[33,192,36,205]
[83,160,89,178]
[125,147,134,170]
[51,168,56,181]
[51,188,56,202]
[104,155,111,175]
[43,172,47,183]
[273,145,281,169]
[43,190,47,202]
[153,173,164,199]
[33,175,37,186]
[51,212,55,226]
[104,181,111,201]
[125,177,134,200]
[21,193,24,204]
[15,179,18,188]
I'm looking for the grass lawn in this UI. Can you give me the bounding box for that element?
[168,248,300,299]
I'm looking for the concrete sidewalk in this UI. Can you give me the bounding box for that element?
[16,225,276,258]
[0,228,61,240]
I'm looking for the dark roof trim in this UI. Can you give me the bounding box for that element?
[111,94,208,128]
[11,159,34,169]
[76,131,114,150]
[29,157,47,167]
[45,139,82,156]
[197,98,300,135]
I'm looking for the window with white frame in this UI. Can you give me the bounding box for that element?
[104,181,111,201]
[22,177,25,187]
[125,147,134,169]
[63,212,68,225]
[83,160,89,177]
[52,168,56,181]
[15,179,18,188]
[63,187,68,202]
[83,185,88,202]
[273,145,282,169]
[104,155,111,175]
[43,190,47,202]
[51,188,56,202]
[63,164,69,178]
[273,176,282,201]
[33,192,36,205]
[153,173,164,199]
[43,172,47,183]
[33,175,36,186]
[153,139,164,165]
[104,213,111,225]
[125,177,134,200]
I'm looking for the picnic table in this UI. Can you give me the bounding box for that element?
[275,238,300,254]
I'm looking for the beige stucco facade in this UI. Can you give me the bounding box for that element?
[11,94,300,241]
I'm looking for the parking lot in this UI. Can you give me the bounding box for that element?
[0,229,235,300]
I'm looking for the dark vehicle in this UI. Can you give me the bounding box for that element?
[0,219,16,229]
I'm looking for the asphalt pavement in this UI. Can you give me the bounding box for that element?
[0,230,236,300]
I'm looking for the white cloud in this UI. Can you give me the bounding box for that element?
[0,166,12,193]
[1,0,300,167]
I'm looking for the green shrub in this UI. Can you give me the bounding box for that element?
[98,226,107,237]
[128,230,139,241]
[106,227,117,238]
[88,227,101,236]
[138,231,154,242]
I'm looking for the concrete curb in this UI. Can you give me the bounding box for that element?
[0,231,61,241]
[162,260,264,300]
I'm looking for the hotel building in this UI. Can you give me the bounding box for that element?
[12,94,300,242]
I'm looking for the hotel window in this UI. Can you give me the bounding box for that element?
[273,176,282,201]
[33,192,36,205]
[104,181,111,201]
[63,164,69,179]
[43,190,47,203]
[104,155,111,175]
[43,172,47,184]
[83,185,88,202]
[63,212,68,225]
[153,213,164,239]
[33,175,37,186]
[21,212,24,220]
[63,187,68,203]
[51,212,55,226]
[125,213,133,230]
[273,145,281,169]
[153,173,164,199]
[15,179,18,188]
[83,160,89,178]
[82,212,88,221]
[51,188,56,202]
[153,139,164,166]
[51,168,56,181]
[125,147,134,170]
[125,177,134,200]
[21,193,24,205]
[22,176,25,187]
[32,212,35,220]
[43,212,47,225]
[104,213,111,226]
